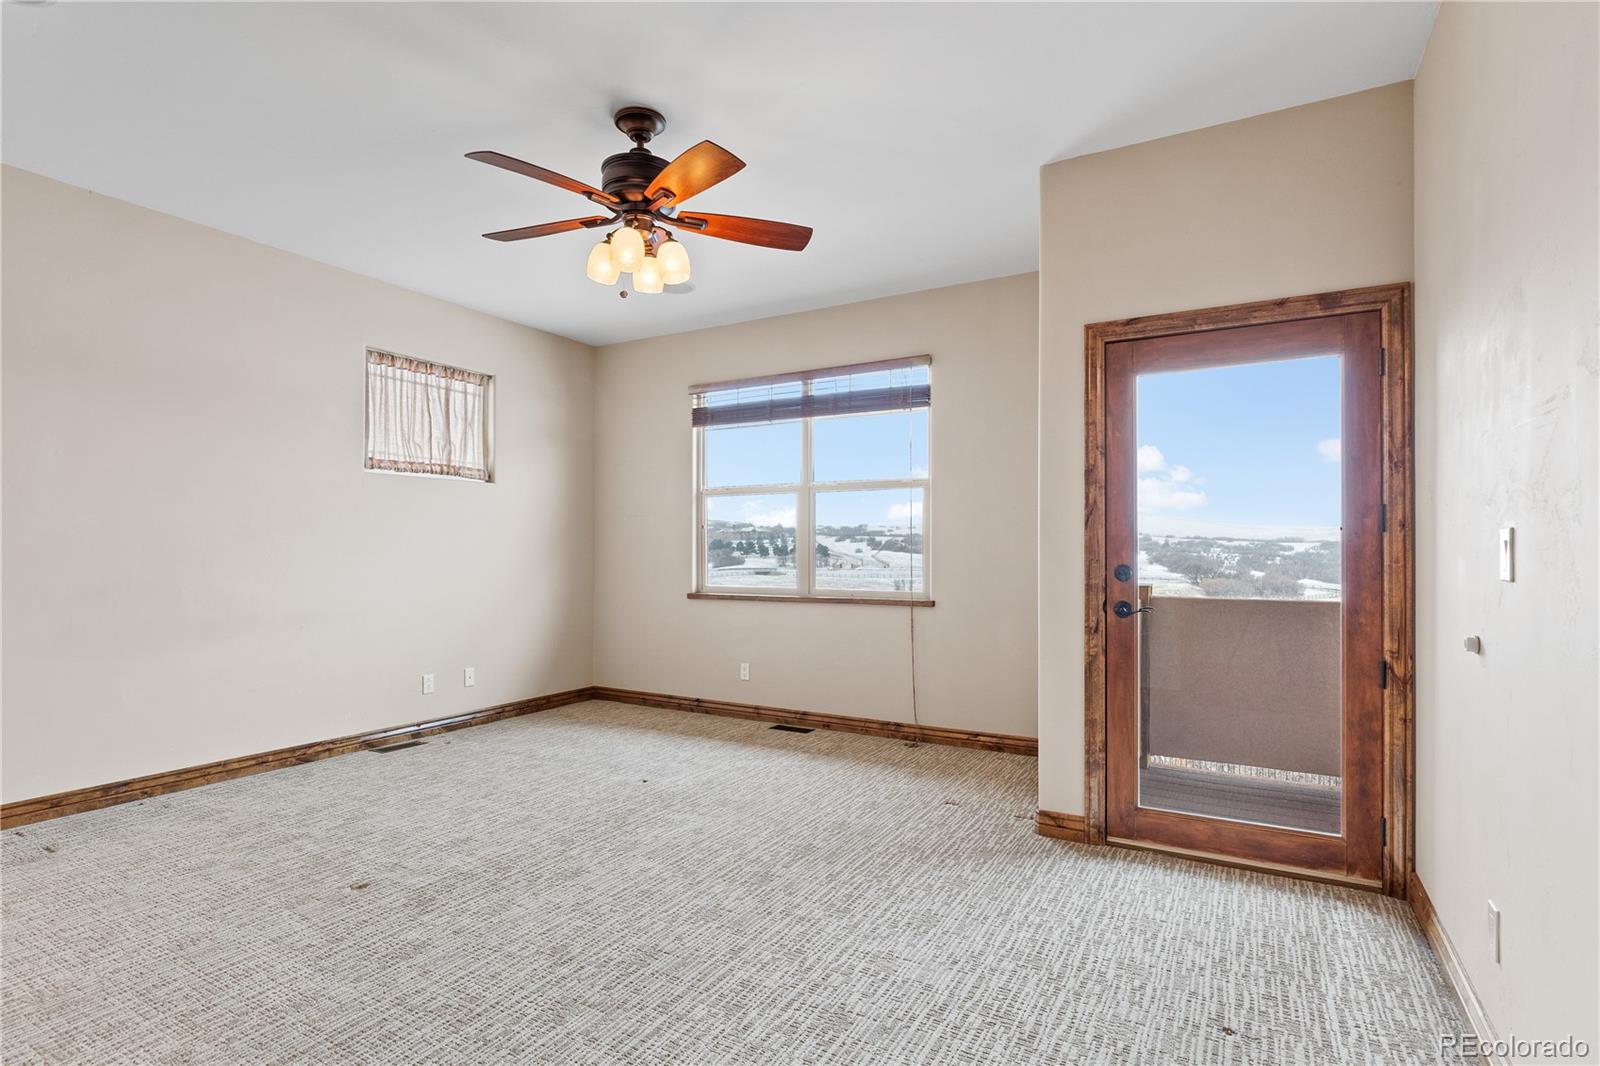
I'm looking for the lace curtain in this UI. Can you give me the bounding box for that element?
[365,349,492,481]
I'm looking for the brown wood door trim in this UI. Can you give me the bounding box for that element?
[1104,311,1383,880]
[1082,283,1414,896]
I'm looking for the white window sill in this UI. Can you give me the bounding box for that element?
[687,592,934,608]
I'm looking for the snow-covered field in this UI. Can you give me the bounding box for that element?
[1136,553,1207,598]
[1137,534,1343,600]
[704,530,923,593]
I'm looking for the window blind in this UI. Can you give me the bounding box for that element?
[690,355,930,428]
[365,349,492,481]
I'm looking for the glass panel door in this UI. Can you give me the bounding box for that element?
[1134,355,1343,835]
[1102,310,1385,882]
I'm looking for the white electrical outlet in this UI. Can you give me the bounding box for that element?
[739,662,750,681]
[1498,527,1514,581]
[421,673,435,695]
[463,666,476,688]
[1486,900,1501,963]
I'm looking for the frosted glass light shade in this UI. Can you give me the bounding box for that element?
[657,238,691,285]
[585,240,619,285]
[611,226,645,272]
[634,255,665,294]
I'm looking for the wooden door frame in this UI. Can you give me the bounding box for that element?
[1082,283,1414,897]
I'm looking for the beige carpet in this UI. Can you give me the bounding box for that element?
[2,700,1465,1064]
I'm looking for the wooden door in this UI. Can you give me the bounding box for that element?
[1103,311,1385,882]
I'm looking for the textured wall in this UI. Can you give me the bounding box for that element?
[1,167,596,801]
[1413,2,1599,1046]
[1036,83,1415,813]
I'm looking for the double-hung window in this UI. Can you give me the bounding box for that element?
[691,356,931,603]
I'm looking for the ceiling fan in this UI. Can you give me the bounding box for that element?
[468,106,813,295]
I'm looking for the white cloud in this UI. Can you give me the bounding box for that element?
[741,502,796,528]
[1317,438,1341,463]
[1138,478,1208,510]
[887,500,924,523]
[1137,443,1208,510]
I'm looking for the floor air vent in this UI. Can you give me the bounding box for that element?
[769,724,814,734]
[370,739,426,754]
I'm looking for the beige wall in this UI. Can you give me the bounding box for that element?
[1414,2,1599,1047]
[593,275,1038,737]
[1037,83,1414,813]
[1,166,595,802]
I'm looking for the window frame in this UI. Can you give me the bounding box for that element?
[363,347,496,484]
[691,364,933,605]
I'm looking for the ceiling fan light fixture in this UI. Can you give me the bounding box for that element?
[585,238,620,285]
[657,237,692,285]
[610,225,645,273]
[468,107,811,297]
[634,253,665,294]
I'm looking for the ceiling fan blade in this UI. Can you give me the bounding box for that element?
[466,151,618,205]
[646,141,745,207]
[482,217,610,242]
[674,212,813,251]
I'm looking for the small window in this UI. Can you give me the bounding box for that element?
[691,356,931,602]
[365,348,493,482]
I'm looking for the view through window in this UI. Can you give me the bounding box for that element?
[1136,353,1345,834]
[694,359,930,599]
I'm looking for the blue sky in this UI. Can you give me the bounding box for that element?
[705,409,928,529]
[1137,355,1342,537]
[705,354,1341,538]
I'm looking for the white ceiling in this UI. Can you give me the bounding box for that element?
[2,2,1437,346]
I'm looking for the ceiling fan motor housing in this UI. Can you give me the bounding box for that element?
[601,150,669,206]
[603,105,670,209]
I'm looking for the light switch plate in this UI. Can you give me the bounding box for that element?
[421,673,435,695]
[463,666,476,688]
[1498,527,1514,581]
[1486,900,1501,962]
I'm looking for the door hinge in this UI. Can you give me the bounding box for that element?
[1380,504,1387,532]
[1380,660,1390,690]
[1379,347,1387,375]
[1381,816,1388,846]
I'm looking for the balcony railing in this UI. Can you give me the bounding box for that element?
[1137,589,1342,834]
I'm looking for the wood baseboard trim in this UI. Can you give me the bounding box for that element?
[1034,808,1089,843]
[1410,871,1502,1064]
[3,686,1036,828]
[0,687,595,829]
[590,686,1038,756]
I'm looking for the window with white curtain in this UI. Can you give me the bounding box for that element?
[691,356,931,602]
[364,349,493,482]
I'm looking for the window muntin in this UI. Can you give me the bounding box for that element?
[692,357,930,601]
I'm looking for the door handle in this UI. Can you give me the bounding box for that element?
[1113,600,1153,619]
